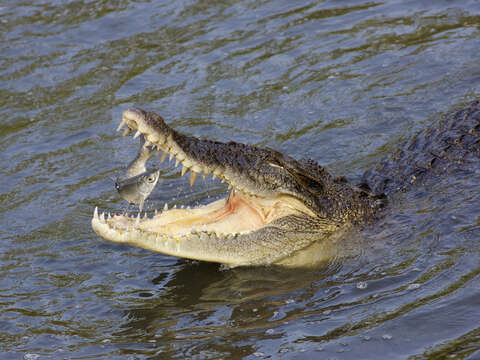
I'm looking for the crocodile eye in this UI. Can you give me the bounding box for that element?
[147,176,155,183]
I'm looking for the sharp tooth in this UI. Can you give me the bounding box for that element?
[135,213,140,227]
[191,165,201,173]
[181,165,188,177]
[107,212,112,219]
[181,205,184,209]
[169,153,174,162]
[221,178,225,183]
[94,206,99,219]
[228,184,232,189]
[155,209,158,215]
[133,130,141,139]
[202,173,206,180]
[122,128,130,137]
[212,174,217,180]
[160,151,167,163]
[190,171,197,186]
[173,205,177,209]
[202,225,207,232]
[175,159,180,167]
[163,203,168,211]
[116,118,127,132]
[100,212,106,223]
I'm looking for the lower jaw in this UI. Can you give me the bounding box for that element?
[91,211,336,267]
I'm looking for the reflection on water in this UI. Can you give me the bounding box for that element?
[1,0,480,358]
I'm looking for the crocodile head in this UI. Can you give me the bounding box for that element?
[92,108,380,266]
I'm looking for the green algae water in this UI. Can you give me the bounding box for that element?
[1,1,480,358]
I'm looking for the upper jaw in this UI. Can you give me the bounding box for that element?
[117,108,284,198]
[116,108,328,215]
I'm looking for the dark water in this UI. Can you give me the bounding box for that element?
[1,0,480,358]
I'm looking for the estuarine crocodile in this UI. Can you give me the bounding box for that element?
[92,100,480,266]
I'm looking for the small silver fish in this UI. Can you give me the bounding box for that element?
[115,168,160,212]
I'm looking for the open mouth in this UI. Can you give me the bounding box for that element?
[91,108,315,249]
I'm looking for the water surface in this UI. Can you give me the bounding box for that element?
[1,0,480,358]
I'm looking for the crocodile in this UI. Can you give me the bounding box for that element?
[92,100,480,267]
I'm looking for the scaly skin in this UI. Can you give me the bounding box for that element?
[92,101,480,266]
[363,100,480,193]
